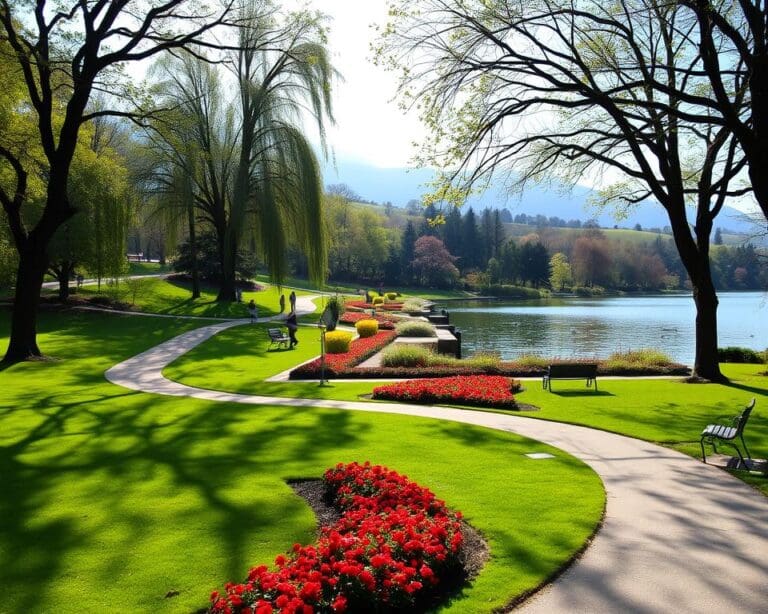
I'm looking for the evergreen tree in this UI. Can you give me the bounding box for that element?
[714,227,723,245]
[400,221,417,284]
[443,207,463,261]
[461,208,480,270]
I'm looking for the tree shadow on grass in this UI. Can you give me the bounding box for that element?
[546,390,615,397]
[0,373,365,612]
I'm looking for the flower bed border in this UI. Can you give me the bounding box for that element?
[373,375,520,409]
[208,461,465,614]
[289,330,398,379]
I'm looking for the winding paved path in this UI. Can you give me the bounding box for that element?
[105,297,768,613]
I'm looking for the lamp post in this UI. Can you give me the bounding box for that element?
[318,324,327,385]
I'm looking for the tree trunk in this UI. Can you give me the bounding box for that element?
[666,203,724,382]
[187,205,200,300]
[216,230,237,302]
[692,278,722,380]
[3,246,47,363]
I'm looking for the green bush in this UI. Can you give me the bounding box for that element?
[486,284,542,299]
[381,344,432,367]
[512,354,549,368]
[355,319,379,338]
[395,321,436,337]
[603,348,675,369]
[385,292,398,301]
[573,285,605,297]
[401,298,428,312]
[325,330,353,354]
[372,296,385,306]
[718,346,766,364]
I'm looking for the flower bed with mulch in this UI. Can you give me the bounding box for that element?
[372,375,520,409]
[290,330,398,379]
[338,312,396,329]
[208,461,465,614]
[345,300,404,312]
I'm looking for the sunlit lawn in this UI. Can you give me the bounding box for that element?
[71,277,324,319]
[0,309,604,613]
[167,324,768,495]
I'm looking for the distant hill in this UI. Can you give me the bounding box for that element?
[321,157,762,239]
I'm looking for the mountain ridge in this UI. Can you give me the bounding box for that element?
[321,158,760,236]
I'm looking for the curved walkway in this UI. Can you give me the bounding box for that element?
[105,307,768,613]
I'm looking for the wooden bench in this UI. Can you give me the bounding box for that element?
[700,398,755,468]
[267,327,290,350]
[543,363,598,392]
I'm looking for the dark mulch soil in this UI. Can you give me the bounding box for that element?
[288,479,490,582]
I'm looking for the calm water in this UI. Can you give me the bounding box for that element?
[439,292,767,365]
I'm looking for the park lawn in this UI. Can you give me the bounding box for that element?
[74,277,321,319]
[165,326,768,494]
[126,261,173,275]
[0,309,604,614]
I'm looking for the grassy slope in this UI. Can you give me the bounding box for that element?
[0,309,603,614]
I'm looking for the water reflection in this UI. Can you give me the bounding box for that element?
[440,292,766,365]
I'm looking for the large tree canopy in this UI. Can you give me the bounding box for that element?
[143,2,334,301]
[378,0,748,380]
[0,0,239,363]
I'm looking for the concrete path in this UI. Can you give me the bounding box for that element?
[104,314,768,613]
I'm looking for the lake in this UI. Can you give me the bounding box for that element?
[438,292,767,365]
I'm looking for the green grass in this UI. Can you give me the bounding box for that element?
[167,326,768,495]
[126,261,173,275]
[0,309,604,614]
[75,278,322,319]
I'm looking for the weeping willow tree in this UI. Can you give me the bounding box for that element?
[147,0,335,301]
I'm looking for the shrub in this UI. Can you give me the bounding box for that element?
[325,330,353,354]
[718,346,766,364]
[381,344,432,367]
[372,296,385,306]
[486,284,542,299]
[385,292,398,301]
[401,297,428,312]
[339,312,395,329]
[395,320,436,337]
[355,318,379,338]
[511,354,549,368]
[605,348,675,367]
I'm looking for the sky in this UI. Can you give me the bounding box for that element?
[305,1,425,169]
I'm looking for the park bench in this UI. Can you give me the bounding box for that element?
[267,327,290,350]
[700,398,755,469]
[542,363,598,392]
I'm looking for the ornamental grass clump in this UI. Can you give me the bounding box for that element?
[381,344,432,368]
[401,297,428,312]
[355,318,379,338]
[604,348,674,368]
[395,320,436,337]
[325,330,353,354]
[208,461,465,614]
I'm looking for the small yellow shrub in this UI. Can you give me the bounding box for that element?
[372,296,385,306]
[325,330,353,354]
[356,319,379,338]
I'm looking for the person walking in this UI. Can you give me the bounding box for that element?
[248,299,258,323]
[279,293,286,314]
[286,310,299,348]
[289,290,296,312]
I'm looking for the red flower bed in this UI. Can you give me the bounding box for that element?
[338,312,395,329]
[372,375,519,409]
[208,461,464,614]
[290,330,397,379]
[345,300,404,312]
